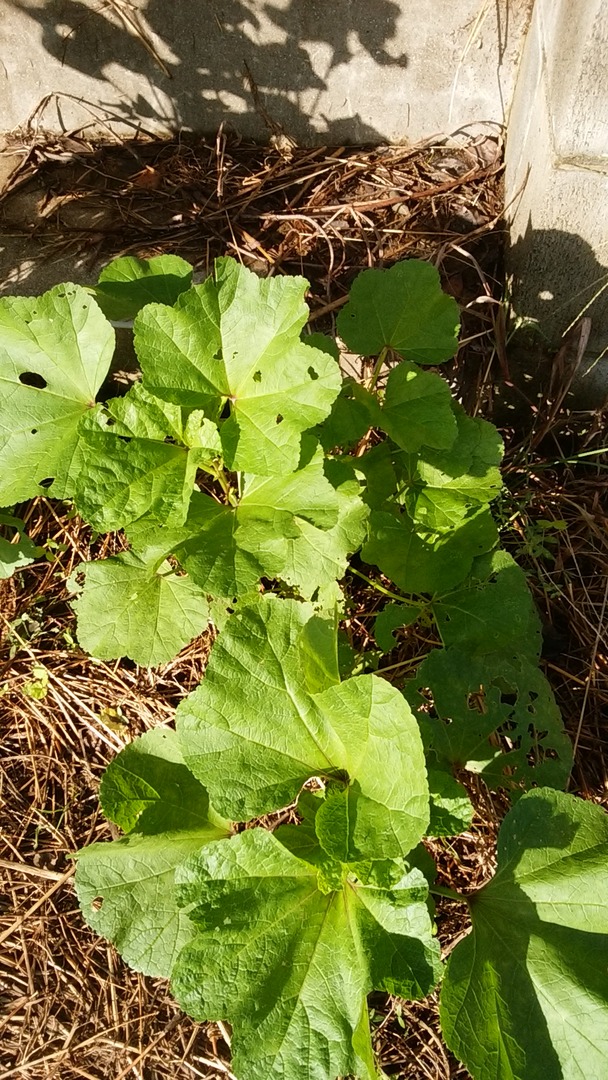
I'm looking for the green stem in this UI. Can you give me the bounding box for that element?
[213,464,238,507]
[430,884,465,902]
[350,566,423,607]
[367,345,389,390]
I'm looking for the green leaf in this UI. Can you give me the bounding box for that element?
[131,442,349,601]
[134,257,342,474]
[374,601,423,652]
[353,442,398,508]
[172,828,442,1080]
[177,596,429,860]
[94,255,193,321]
[426,766,473,837]
[337,260,460,364]
[408,647,572,792]
[362,507,498,595]
[0,512,40,579]
[441,788,608,1080]
[261,457,369,599]
[72,386,200,530]
[432,551,543,658]
[409,410,503,531]
[72,548,211,667]
[74,729,230,977]
[317,379,377,451]
[0,284,114,502]
[380,362,458,452]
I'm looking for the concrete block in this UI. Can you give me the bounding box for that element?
[1,1,531,144]
[506,0,608,405]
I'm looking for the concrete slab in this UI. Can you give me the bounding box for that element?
[506,0,608,406]
[1,1,532,145]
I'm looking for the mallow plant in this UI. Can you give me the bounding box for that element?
[1,253,607,1080]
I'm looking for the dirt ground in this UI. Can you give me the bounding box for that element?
[1,130,606,1080]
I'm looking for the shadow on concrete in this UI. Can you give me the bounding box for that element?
[509,220,608,351]
[506,223,608,413]
[13,0,409,144]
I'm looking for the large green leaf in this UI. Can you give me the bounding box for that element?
[432,551,543,658]
[94,255,193,321]
[0,284,114,502]
[362,507,498,596]
[172,828,442,1080]
[337,260,460,364]
[380,362,457,452]
[408,410,503,531]
[72,547,211,667]
[71,384,205,530]
[134,257,342,474]
[75,729,230,977]
[177,596,429,860]
[441,789,608,1080]
[126,446,363,603]
[407,646,572,792]
[252,458,369,600]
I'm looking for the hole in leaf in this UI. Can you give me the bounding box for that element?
[220,400,231,420]
[19,371,47,389]
[275,414,284,425]
[308,366,319,380]
[30,429,37,435]
[499,691,517,707]
[213,350,223,362]
[39,477,53,489]
[253,370,262,383]
[91,897,104,911]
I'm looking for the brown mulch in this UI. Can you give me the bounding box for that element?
[1,126,607,1080]
[1,125,504,375]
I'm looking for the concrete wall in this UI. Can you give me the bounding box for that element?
[506,0,608,387]
[1,1,532,144]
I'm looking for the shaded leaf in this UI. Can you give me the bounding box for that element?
[362,507,498,596]
[337,260,460,364]
[380,362,457,452]
[433,550,543,658]
[426,766,473,837]
[75,729,230,977]
[407,647,572,792]
[172,828,442,1080]
[94,254,193,321]
[374,601,423,652]
[441,789,608,1080]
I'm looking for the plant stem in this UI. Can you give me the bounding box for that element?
[430,884,465,902]
[367,345,389,390]
[350,566,423,607]
[213,465,238,507]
